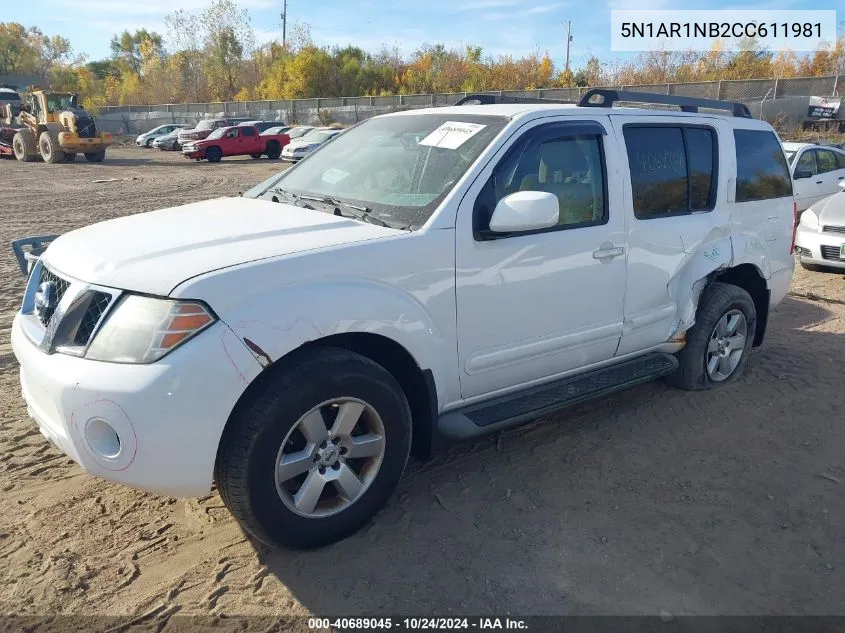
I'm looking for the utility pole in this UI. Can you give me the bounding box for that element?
[564,21,572,75]
[281,0,287,48]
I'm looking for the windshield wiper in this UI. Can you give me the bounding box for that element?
[298,194,395,229]
[273,187,314,209]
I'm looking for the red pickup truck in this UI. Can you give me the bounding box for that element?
[181,125,290,162]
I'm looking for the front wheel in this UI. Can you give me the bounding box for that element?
[667,282,756,391]
[84,150,106,162]
[215,347,412,549]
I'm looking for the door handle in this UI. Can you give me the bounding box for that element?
[816,180,824,184]
[593,245,625,260]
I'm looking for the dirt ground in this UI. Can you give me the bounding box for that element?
[1,146,844,622]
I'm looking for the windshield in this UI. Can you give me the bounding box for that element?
[196,120,217,131]
[45,93,75,112]
[301,131,337,144]
[262,126,285,136]
[288,127,312,138]
[785,150,796,164]
[246,113,508,229]
[205,127,231,140]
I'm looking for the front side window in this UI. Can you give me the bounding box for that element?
[623,125,717,219]
[795,150,817,175]
[474,128,607,236]
[837,152,845,169]
[245,113,508,230]
[734,129,793,202]
[816,149,838,173]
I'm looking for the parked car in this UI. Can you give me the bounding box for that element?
[151,129,182,151]
[10,91,795,550]
[280,127,343,161]
[794,179,845,270]
[237,120,283,133]
[0,86,21,108]
[181,125,290,161]
[782,141,845,211]
[261,125,293,136]
[177,118,252,147]
[285,125,315,140]
[136,124,191,148]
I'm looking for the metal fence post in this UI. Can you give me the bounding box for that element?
[773,77,779,98]
[833,76,840,97]
[717,80,723,100]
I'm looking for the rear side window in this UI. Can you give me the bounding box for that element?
[733,130,793,202]
[623,125,717,219]
[242,127,255,137]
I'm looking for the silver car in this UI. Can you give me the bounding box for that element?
[136,124,190,148]
[795,180,845,270]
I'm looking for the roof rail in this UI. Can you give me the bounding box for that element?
[578,89,752,118]
[455,94,574,106]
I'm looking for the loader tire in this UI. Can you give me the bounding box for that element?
[85,150,106,162]
[13,131,36,162]
[39,131,65,164]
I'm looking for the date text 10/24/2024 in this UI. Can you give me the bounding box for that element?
[308,618,529,630]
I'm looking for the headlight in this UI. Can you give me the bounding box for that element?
[85,295,216,364]
[800,209,819,231]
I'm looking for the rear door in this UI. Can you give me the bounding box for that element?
[241,126,260,153]
[609,115,726,355]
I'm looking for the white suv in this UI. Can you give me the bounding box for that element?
[11,90,796,549]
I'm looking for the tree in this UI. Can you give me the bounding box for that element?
[110,29,163,75]
[0,22,38,75]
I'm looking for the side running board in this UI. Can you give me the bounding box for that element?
[438,353,678,440]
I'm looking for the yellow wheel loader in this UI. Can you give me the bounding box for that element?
[11,90,112,164]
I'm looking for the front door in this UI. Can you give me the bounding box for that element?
[455,117,626,399]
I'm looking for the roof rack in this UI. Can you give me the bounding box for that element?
[578,89,752,118]
[455,94,574,106]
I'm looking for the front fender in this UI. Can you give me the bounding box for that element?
[213,279,452,410]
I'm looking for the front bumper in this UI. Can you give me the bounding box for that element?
[795,224,845,270]
[182,147,204,159]
[11,314,262,497]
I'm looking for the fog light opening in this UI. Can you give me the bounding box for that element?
[85,418,121,459]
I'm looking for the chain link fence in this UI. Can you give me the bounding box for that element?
[97,75,842,136]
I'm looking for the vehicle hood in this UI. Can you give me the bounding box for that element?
[813,191,845,225]
[42,197,401,296]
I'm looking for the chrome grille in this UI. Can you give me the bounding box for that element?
[820,245,843,261]
[823,225,845,234]
[36,266,70,327]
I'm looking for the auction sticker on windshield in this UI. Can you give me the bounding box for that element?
[419,121,486,149]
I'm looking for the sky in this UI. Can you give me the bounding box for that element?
[4,0,834,71]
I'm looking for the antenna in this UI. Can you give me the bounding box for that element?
[281,0,287,48]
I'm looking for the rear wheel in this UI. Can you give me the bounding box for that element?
[667,282,756,391]
[39,131,65,164]
[85,150,106,162]
[205,146,222,163]
[12,131,35,162]
[250,153,262,159]
[63,153,77,162]
[266,142,281,160]
[215,347,412,549]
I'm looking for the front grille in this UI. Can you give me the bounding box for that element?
[823,225,845,234]
[73,291,112,345]
[38,266,70,326]
[820,245,843,261]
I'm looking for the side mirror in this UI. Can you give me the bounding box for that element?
[794,169,812,179]
[489,191,559,233]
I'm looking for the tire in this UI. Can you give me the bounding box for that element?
[173,141,181,151]
[215,347,412,549]
[12,131,35,162]
[249,153,262,159]
[63,153,77,162]
[266,142,281,160]
[667,281,756,391]
[85,150,106,162]
[39,131,65,164]
[205,146,222,162]
[145,138,154,148]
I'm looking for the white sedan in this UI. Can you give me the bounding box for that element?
[794,180,845,270]
[782,142,845,212]
[281,128,344,162]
